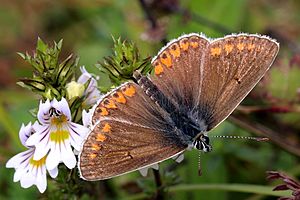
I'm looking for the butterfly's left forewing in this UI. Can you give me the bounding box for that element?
[79,82,186,180]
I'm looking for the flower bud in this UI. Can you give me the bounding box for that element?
[66,81,85,100]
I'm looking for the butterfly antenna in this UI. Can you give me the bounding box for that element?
[211,135,269,142]
[198,150,202,176]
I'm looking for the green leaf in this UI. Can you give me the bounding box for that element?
[37,37,48,52]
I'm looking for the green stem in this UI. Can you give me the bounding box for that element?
[125,183,291,200]
[168,184,291,196]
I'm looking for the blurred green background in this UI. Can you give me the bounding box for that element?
[0,0,300,199]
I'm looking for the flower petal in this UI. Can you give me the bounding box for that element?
[83,90,101,107]
[35,165,47,193]
[20,172,35,189]
[78,66,101,108]
[52,97,71,120]
[6,153,23,169]
[48,167,58,178]
[60,140,76,169]
[19,122,33,147]
[46,143,61,170]
[37,99,51,124]
[26,126,49,147]
[68,123,89,151]
[78,66,90,84]
[60,98,71,120]
[82,109,92,127]
[6,149,33,169]
[13,167,27,182]
[33,136,51,160]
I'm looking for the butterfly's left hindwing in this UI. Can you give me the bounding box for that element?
[79,82,186,180]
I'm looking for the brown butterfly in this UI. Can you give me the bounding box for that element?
[78,33,279,180]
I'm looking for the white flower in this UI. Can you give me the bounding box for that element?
[6,122,58,193]
[78,66,101,108]
[26,97,89,170]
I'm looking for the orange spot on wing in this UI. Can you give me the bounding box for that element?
[113,92,126,104]
[190,42,199,48]
[89,153,97,159]
[104,99,117,109]
[160,52,172,68]
[224,44,233,54]
[99,107,108,116]
[211,47,221,56]
[179,38,189,51]
[190,38,199,48]
[169,44,181,58]
[237,43,245,51]
[102,123,111,133]
[154,62,164,75]
[247,44,255,50]
[190,36,200,48]
[91,143,101,151]
[96,133,106,142]
[123,85,136,97]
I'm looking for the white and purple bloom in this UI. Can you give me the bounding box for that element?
[78,66,101,108]
[6,122,58,193]
[26,98,89,170]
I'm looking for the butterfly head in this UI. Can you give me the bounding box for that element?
[193,133,212,153]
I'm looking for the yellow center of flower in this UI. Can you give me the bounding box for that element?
[50,115,70,142]
[51,115,68,125]
[50,129,70,142]
[29,156,46,168]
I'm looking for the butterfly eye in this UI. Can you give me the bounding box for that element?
[203,135,210,144]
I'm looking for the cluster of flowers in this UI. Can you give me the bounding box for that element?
[6,67,101,193]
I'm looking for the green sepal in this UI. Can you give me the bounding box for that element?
[18,38,79,101]
[98,37,151,86]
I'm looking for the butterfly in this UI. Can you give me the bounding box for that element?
[78,33,279,180]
